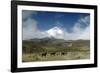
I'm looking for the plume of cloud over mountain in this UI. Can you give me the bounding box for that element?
[22,11,90,40]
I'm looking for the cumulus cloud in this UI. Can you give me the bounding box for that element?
[22,11,90,40]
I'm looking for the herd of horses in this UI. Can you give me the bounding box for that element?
[40,52,67,57]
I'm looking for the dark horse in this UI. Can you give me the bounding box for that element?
[61,52,67,55]
[50,52,56,56]
[41,52,47,57]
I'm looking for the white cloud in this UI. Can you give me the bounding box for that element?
[23,18,38,40]
[63,15,90,40]
[22,11,42,40]
[22,18,49,40]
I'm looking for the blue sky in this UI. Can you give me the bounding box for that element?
[22,10,90,40]
[23,10,89,32]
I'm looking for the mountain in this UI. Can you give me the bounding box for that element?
[24,26,66,43]
[28,37,66,44]
[45,26,64,39]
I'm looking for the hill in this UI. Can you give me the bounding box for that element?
[22,37,90,53]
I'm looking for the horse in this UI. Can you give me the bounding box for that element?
[50,52,56,56]
[41,52,47,57]
[61,52,67,55]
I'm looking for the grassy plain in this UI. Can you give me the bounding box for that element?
[22,39,90,62]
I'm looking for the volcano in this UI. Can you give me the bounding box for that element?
[46,27,64,39]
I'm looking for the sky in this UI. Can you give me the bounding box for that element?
[22,10,90,40]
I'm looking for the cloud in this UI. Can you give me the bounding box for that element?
[63,15,90,40]
[22,10,43,40]
[22,16,49,40]
[23,18,38,40]
[22,11,90,40]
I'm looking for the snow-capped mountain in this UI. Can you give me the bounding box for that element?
[46,27,64,39]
